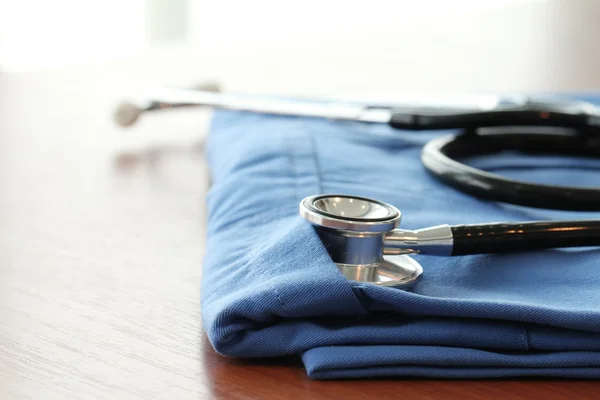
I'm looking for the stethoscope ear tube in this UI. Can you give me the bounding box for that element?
[450,220,600,256]
[389,108,600,131]
[421,131,600,211]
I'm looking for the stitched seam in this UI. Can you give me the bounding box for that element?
[285,130,299,199]
[520,323,531,351]
[242,132,295,311]
[260,128,311,309]
[306,123,324,193]
[256,130,300,309]
[270,273,286,307]
[255,124,325,310]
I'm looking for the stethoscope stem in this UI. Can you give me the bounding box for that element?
[383,225,453,256]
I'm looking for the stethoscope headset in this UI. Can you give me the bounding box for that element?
[116,85,600,289]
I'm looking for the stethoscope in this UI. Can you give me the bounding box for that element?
[116,85,600,289]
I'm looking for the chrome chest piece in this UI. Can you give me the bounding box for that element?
[299,194,428,289]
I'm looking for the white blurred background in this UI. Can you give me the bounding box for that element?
[1,0,599,96]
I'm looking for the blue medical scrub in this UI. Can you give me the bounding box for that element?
[202,95,600,379]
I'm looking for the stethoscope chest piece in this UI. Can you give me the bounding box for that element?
[299,194,423,289]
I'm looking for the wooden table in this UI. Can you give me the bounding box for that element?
[1,67,598,399]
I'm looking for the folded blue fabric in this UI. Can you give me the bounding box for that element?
[202,94,600,379]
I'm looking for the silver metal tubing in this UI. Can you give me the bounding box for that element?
[114,85,506,127]
[383,225,454,256]
[115,87,392,127]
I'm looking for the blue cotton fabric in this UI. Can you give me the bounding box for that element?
[202,94,600,379]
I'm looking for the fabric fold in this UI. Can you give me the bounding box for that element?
[302,346,600,379]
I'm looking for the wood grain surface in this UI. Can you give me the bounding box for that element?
[1,67,599,399]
